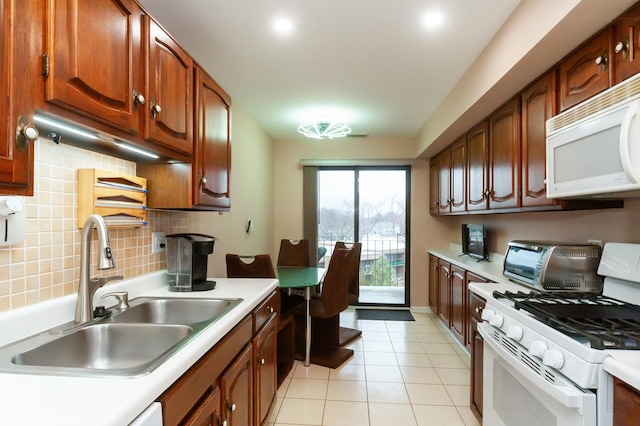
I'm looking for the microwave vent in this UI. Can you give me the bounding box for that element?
[553,246,601,259]
[547,73,640,134]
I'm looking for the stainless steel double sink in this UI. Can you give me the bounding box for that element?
[0,297,242,377]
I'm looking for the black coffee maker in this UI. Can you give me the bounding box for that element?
[166,233,217,291]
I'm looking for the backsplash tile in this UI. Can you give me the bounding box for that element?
[0,138,188,312]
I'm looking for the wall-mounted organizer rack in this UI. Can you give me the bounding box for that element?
[78,169,147,228]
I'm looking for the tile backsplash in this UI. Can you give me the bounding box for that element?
[0,138,188,312]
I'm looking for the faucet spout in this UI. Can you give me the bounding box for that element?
[74,214,118,324]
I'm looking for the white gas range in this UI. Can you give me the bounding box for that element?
[470,243,640,426]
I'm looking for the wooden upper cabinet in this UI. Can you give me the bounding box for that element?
[429,157,439,214]
[437,149,452,214]
[613,2,640,84]
[44,0,143,134]
[560,29,612,111]
[194,67,231,210]
[450,136,467,213]
[489,97,520,209]
[466,121,489,212]
[144,16,193,155]
[521,70,558,208]
[0,0,35,195]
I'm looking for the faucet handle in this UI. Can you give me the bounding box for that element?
[94,275,124,287]
[102,291,129,310]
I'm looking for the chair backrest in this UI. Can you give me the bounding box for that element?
[335,241,362,303]
[277,239,311,267]
[226,254,276,278]
[318,247,353,317]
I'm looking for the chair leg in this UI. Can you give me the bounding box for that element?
[338,326,362,347]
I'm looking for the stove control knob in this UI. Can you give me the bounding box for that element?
[480,309,495,322]
[529,341,547,358]
[543,349,564,369]
[489,313,504,327]
[506,325,523,341]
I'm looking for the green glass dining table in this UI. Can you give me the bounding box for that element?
[276,266,326,367]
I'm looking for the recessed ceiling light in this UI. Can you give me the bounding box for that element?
[273,17,293,35]
[422,10,445,31]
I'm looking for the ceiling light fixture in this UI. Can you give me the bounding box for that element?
[422,10,445,30]
[273,17,293,34]
[298,120,352,139]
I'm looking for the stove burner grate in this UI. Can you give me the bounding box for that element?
[493,290,640,350]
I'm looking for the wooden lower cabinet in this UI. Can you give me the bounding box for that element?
[221,344,254,426]
[613,377,640,425]
[469,292,486,421]
[254,312,277,425]
[450,265,466,346]
[428,255,439,313]
[158,291,279,426]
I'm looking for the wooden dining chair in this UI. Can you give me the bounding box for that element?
[225,253,295,387]
[334,241,363,347]
[277,239,311,267]
[290,247,355,368]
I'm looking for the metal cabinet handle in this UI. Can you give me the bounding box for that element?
[259,357,266,365]
[201,177,207,185]
[265,306,274,314]
[615,38,629,58]
[16,116,40,151]
[150,101,162,119]
[595,52,608,70]
[133,89,145,106]
[475,306,483,315]
[227,401,236,412]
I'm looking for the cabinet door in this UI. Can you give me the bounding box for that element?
[450,265,466,346]
[437,149,452,214]
[466,121,489,211]
[521,71,558,208]
[44,0,143,134]
[221,344,254,426]
[450,136,467,213]
[489,98,520,209]
[429,157,439,214]
[466,273,489,351]
[254,314,277,426]
[183,386,223,426]
[0,0,35,195]
[469,292,486,421]
[560,29,612,111]
[194,67,231,209]
[144,17,193,155]
[437,262,451,326]
[613,3,640,84]
[613,377,640,425]
[428,255,439,313]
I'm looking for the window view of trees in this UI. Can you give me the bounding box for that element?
[317,168,407,304]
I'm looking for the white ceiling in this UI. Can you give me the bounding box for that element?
[137,0,521,141]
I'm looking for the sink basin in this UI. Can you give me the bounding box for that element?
[110,297,239,325]
[12,323,193,376]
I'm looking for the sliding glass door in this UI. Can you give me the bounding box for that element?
[316,166,410,307]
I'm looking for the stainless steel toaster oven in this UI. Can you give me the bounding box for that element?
[503,240,603,292]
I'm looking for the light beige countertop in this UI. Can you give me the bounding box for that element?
[430,246,640,392]
[0,271,278,425]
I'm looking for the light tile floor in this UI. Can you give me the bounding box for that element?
[266,309,481,426]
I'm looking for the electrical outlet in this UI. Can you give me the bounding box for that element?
[152,232,166,254]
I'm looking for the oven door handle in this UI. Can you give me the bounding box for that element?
[478,323,595,413]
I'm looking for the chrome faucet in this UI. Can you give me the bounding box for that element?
[74,214,123,324]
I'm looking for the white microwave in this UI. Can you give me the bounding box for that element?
[546,73,640,198]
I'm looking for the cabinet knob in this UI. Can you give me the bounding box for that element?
[475,306,483,315]
[615,38,629,59]
[259,357,266,365]
[595,52,608,70]
[227,401,237,412]
[201,177,207,185]
[150,101,162,119]
[16,116,39,151]
[133,89,145,106]
[265,305,274,314]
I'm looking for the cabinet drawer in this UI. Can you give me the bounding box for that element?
[469,293,486,322]
[253,290,278,334]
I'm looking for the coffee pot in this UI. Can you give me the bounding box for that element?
[166,233,217,291]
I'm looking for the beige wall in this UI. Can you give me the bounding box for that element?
[273,136,435,308]
[189,104,275,277]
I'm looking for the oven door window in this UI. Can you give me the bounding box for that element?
[481,324,597,426]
